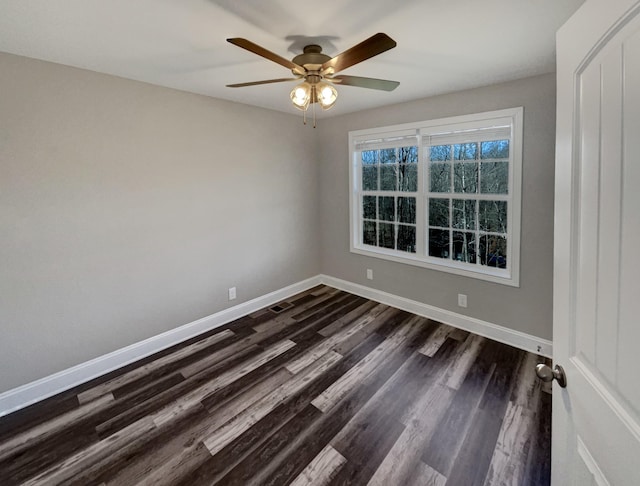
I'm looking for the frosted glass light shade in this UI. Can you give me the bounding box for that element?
[290,82,311,110]
[316,81,338,110]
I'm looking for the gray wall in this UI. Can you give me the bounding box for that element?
[317,73,556,340]
[0,52,320,393]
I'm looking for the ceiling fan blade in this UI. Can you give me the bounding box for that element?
[227,38,305,75]
[226,77,300,88]
[321,33,396,75]
[331,75,399,91]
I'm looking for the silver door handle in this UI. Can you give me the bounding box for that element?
[535,363,567,388]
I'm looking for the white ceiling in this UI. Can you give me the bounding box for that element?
[0,0,584,117]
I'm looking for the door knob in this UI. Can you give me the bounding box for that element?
[535,363,567,388]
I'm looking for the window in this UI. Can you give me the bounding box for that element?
[349,108,523,286]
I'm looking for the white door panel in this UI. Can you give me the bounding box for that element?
[618,28,640,413]
[554,0,640,484]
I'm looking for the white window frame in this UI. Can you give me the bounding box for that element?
[349,107,523,287]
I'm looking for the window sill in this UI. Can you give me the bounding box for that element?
[350,245,520,287]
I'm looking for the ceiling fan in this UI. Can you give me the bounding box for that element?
[226,33,399,125]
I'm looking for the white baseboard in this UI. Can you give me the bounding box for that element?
[0,273,552,418]
[319,274,553,358]
[0,276,322,418]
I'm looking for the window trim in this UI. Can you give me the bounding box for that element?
[349,107,523,287]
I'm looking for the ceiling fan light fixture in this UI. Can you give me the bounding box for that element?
[290,82,311,110]
[316,81,338,110]
[228,34,399,123]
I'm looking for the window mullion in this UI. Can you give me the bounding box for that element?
[448,144,454,261]
[416,138,426,256]
[475,197,481,266]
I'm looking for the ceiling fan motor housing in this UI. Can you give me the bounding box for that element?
[292,45,331,74]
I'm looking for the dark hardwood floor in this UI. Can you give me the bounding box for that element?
[0,286,551,485]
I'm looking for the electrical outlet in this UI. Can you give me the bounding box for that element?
[458,293,468,308]
[228,287,237,300]
[366,269,373,280]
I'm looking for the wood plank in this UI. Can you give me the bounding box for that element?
[368,383,455,486]
[153,339,297,426]
[405,461,448,486]
[317,300,380,337]
[482,402,535,486]
[198,332,391,486]
[94,344,263,438]
[330,333,452,486]
[311,315,424,413]
[77,329,235,404]
[203,351,342,456]
[441,333,486,390]
[0,393,80,442]
[329,407,405,485]
[289,290,349,321]
[212,404,325,486]
[523,389,552,486]
[254,335,417,486]
[260,294,367,348]
[421,340,502,477]
[418,322,457,357]
[443,344,522,486]
[21,416,158,486]
[285,303,394,374]
[0,393,114,463]
[509,351,544,409]
[400,334,483,425]
[329,306,402,356]
[234,319,432,486]
[0,422,99,485]
[101,369,293,486]
[289,444,347,486]
[134,441,213,486]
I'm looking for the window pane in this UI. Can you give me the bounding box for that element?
[379,223,395,249]
[379,196,395,221]
[479,200,507,233]
[452,199,476,230]
[380,148,396,164]
[429,229,450,259]
[399,146,418,163]
[362,166,378,190]
[380,165,398,191]
[363,221,377,246]
[430,162,451,192]
[362,150,378,165]
[480,234,507,268]
[398,197,416,224]
[454,142,477,160]
[481,140,509,159]
[453,231,476,263]
[430,145,451,161]
[481,161,509,194]
[363,195,377,220]
[399,164,417,192]
[454,162,478,193]
[429,198,450,227]
[398,225,416,253]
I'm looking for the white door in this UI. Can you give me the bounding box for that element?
[554,0,640,484]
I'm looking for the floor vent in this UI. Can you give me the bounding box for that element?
[269,302,293,313]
